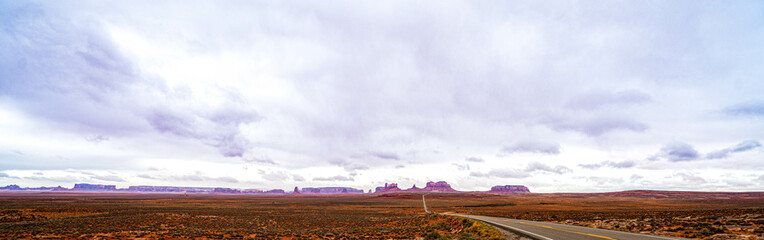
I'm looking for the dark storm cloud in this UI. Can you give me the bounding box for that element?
[499,141,561,155]
[706,140,762,159]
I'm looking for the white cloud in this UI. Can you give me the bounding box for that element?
[0,1,763,192]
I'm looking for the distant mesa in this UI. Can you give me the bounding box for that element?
[74,183,116,191]
[489,185,530,193]
[0,181,532,195]
[299,187,364,194]
[422,181,458,192]
[374,181,458,193]
[127,186,215,193]
[375,183,402,193]
[213,188,241,194]
[374,181,530,194]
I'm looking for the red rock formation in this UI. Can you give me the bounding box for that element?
[213,188,241,194]
[375,183,402,193]
[421,181,457,192]
[489,185,530,193]
[375,181,457,193]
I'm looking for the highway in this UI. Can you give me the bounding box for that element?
[421,194,683,240]
[446,213,683,240]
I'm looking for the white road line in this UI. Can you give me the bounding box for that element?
[448,214,553,240]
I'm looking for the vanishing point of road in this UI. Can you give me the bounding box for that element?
[423,194,684,240]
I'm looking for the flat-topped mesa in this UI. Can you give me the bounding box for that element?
[264,189,286,194]
[375,183,402,193]
[301,187,364,194]
[213,188,241,194]
[375,181,457,193]
[73,183,116,191]
[421,181,457,192]
[489,185,530,193]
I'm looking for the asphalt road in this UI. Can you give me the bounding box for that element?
[446,213,684,240]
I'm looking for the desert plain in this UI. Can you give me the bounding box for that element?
[0,191,762,239]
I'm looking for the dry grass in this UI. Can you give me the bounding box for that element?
[0,191,761,239]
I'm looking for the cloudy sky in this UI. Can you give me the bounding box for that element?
[1,1,763,193]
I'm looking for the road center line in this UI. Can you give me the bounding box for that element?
[507,220,617,240]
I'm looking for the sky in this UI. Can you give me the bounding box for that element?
[1,1,763,193]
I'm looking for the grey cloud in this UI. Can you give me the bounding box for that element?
[292,175,305,182]
[726,102,764,116]
[328,158,369,172]
[452,163,469,171]
[244,155,276,165]
[465,157,484,162]
[499,141,560,155]
[168,172,240,183]
[0,172,9,178]
[706,140,761,159]
[470,169,531,179]
[524,162,571,174]
[369,151,400,160]
[90,175,125,182]
[24,176,85,183]
[394,165,405,169]
[258,170,290,182]
[1,3,261,158]
[731,140,762,152]
[653,141,700,162]
[673,172,706,184]
[215,176,240,183]
[587,177,624,185]
[313,175,354,181]
[568,89,651,110]
[136,174,159,179]
[579,160,635,169]
[85,135,109,143]
[546,116,648,136]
